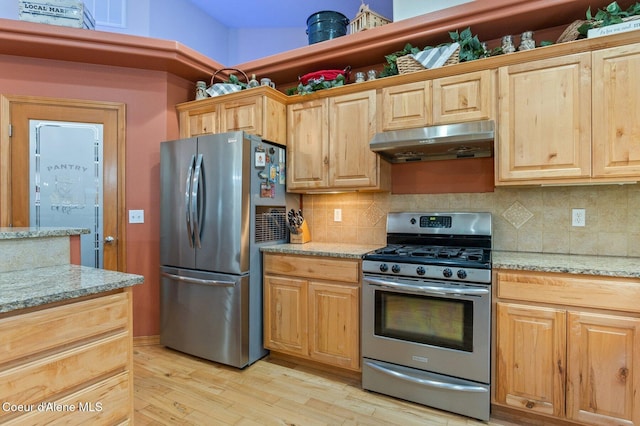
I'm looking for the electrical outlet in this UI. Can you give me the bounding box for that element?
[334,208,342,222]
[129,209,144,224]
[572,208,585,227]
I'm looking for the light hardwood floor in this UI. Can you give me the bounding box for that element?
[134,345,519,425]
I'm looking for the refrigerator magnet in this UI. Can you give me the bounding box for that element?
[255,151,266,168]
[260,182,275,198]
[269,164,277,182]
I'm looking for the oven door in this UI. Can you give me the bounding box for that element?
[362,274,490,384]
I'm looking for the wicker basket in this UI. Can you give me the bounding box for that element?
[397,55,425,74]
[396,47,460,75]
[556,20,588,43]
[557,16,640,43]
[206,68,248,97]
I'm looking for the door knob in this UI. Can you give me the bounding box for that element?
[105,236,115,244]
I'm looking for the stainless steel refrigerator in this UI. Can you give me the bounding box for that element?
[160,131,290,368]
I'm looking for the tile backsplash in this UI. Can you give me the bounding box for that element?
[302,184,640,257]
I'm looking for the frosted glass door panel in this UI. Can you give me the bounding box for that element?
[29,121,104,268]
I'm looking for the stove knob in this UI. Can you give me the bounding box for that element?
[391,264,401,274]
[379,263,389,273]
[443,268,453,278]
[416,266,426,276]
[457,269,468,279]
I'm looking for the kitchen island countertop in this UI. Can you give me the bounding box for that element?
[0,226,89,239]
[493,251,640,279]
[261,242,383,259]
[0,265,144,314]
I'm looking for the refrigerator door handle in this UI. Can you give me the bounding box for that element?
[161,272,236,287]
[191,153,204,249]
[185,154,196,248]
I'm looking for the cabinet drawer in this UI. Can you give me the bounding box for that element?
[0,292,129,365]
[0,332,129,414]
[496,270,640,313]
[1,372,131,425]
[264,253,360,283]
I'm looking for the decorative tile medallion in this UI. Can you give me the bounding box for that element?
[502,201,533,229]
[364,203,385,226]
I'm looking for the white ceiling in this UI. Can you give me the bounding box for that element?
[186,0,394,28]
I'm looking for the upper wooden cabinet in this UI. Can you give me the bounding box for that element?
[592,43,640,179]
[496,53,592,184]
[432,69,495,124]
[287,98,330,189]
[176,87,287,144]
[378,70,495,131]
[287,90,390,192]
[379,80,431,131]
[497,44,640,185]
[495,270,640,426]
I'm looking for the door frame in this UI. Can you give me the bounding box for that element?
[0,95,127,271]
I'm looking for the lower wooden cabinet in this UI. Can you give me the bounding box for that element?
[263,253,361,371]
[0,290,133,425]
[495,270,640,426]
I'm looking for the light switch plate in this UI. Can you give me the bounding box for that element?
[334,209,342,222]
[129,209,144,224]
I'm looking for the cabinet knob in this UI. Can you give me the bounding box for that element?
[105,236,115,244]
[324,156,329,165]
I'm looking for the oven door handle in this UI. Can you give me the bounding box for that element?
[364,360,488,393]
[364,277,489,297]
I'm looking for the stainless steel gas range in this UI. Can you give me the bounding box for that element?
[361,212,492,422]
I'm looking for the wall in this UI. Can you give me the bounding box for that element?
[228,27,307,66]
[0,53,190,337]
[0,0,230,63]
[303,184,640,257]
[0,0,397,65]
[393,0,474,22]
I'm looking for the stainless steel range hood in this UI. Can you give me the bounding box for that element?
[369,120,495,163]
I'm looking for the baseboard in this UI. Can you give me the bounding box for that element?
[491,404,580,426]
[133,335,160,347]
[266,351,362,382]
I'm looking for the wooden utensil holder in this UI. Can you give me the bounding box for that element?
[290,221,311,244]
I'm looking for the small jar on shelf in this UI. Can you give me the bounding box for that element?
[501,35,516,54]
[247,74,259,88]
[518,31,536,51]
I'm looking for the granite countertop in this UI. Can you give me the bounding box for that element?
[493,251,640,279]
[0,227,90,240]
[0,265,144,314]
[261,242,383,259]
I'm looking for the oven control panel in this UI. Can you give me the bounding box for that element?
[419,215,452,228]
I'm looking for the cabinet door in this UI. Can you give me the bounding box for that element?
[567,311,640,426]
[432,70,494,124]
[329,90,380,189]
[263,275,308,356]
[592,44,640,179]
[308,281,360,371]
[287,99,329,190]
[379,81,431,131]
[219,96,262,136]
[496,302,566,417]
[496,53,591,184]
[179,105,218,138]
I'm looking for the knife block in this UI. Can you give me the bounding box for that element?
[290,220,311,244]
